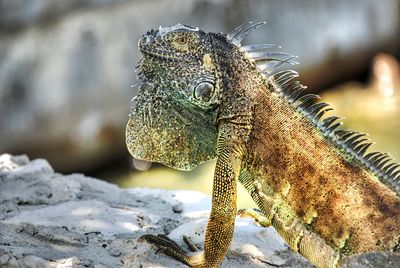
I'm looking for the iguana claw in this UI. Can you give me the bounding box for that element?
[139,234,206,267]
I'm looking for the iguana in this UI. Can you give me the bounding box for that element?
[126,22,400,268]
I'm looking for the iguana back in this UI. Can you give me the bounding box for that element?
[242,80,400,255]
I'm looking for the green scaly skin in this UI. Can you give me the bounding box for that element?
[126,23,400,268]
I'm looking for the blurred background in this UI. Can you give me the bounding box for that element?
[1,0,399,207]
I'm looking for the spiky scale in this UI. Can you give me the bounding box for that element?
[344,133,367,147]
[277,72,299,84]
[376,159,393,171]
[337,131,357,143]
[263,56,299,74]
[319,116,341,130]
[279,56,299,66]
[272,70,299,82]
[286,86,304,103]
[249,51,295,61]
[333,129,346,136]
[334,129,353,138]
[370,154,390,168]
[258,60,293,74]
[348,139,369,152]
[363,152,381,162]
[234,22,266,43]
[242,44,281,51]
[306,102,330,117]
[340,130,358,141]
[367,153,385,164]
[353,142,372,156]
[256,62,275,72]
[391,170,400,180]
[228,21,266,45]
[326,122,343,135]
[296,94,320,110]
[227,21,253,40]
[386,164,399,176]
[284,80,303,91]
[313,108,333,122]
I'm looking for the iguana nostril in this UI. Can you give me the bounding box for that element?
[138,36,147,46]
[139,35,154,46]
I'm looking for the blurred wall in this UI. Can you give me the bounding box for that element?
[0,0,399,172]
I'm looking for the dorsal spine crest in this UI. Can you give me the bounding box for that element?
[229,21,400,194]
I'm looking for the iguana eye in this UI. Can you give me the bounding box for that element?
[172,35,189,52]
[175,36,188,45]
[194,81,214,102]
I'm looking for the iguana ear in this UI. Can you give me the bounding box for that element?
[126,89,217,171]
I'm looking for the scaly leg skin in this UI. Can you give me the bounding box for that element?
[239,170,342,268]
[252,188,342,268]
[239,209,341,267]
[140,141,244,267]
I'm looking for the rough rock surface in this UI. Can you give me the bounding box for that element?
[0,154,312,267]
[1,154,399,268]
[1,0,399,172]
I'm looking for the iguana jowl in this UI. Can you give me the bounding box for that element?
[126,22,400,268]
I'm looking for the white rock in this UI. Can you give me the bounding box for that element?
[0,154,312,267]
[1,154,399,267]
[4,200,143,237]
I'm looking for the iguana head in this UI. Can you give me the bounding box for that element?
[126,24,222,170]
[126,22,297,170]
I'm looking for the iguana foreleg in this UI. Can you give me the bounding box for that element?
[201,143,241,267]
[141,130,244,268]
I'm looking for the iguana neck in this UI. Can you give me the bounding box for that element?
[216,50,265,143]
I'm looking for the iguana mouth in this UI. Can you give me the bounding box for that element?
[140,48,183,62]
